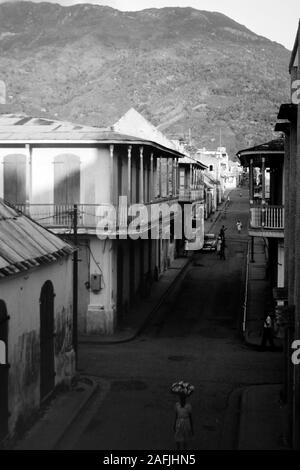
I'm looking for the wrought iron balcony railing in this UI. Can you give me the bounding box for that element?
[178,188,204,202]
[15,198,180,234]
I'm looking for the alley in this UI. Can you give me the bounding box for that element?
[60,188,283,450]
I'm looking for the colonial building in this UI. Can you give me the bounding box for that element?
[237,138,285,289]
[177,155,206,253]
[0,199,74,443]
[0,113,184,336]
[273,19,300,449]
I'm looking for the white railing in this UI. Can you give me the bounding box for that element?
[250,205,284,230]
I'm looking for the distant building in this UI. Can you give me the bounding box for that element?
[0,199,74,442]
[195,147,229,203]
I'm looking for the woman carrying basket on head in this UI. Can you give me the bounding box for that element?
[171,381,194,450]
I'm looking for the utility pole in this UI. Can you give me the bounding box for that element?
[72,204,78,370]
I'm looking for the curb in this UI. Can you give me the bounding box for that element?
[52,376,98,450]
[220,387,243,449]
[79,258,191,345]
[237,387,249,450]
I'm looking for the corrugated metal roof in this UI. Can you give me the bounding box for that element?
[0,113,184,158]
[0,199,74,278]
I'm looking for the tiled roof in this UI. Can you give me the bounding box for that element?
[0,113,184,158]
[237,138,284,156]
[0,199,74,278]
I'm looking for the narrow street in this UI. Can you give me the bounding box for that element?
[60,188,283,450]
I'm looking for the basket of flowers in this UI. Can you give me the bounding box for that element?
[171,381,195,397]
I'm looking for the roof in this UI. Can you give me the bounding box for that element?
[0,199,74,278]
[289,19,300,73]
[178,155,207,169]
[237,139,284,168]
[277,103,297,121]
[0,113,184,158]
[113,108,177,151]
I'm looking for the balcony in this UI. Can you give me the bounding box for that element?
[249,205,284,237]
[178,188,204,202]
[15,198,180,236]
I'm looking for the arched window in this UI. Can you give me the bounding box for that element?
[54,154,80,204]
[3,154,26,204]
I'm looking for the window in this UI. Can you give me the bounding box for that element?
[3,154,26,204]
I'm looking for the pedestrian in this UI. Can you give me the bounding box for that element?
[219,225,227,241]
[173,393,194,450]
[261,313,275,349]
[236,220,242,233]
[220,238,226,260]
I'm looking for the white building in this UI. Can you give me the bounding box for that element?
[0,199,74,442]
[0,113,184,336]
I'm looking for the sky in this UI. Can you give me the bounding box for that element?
[1,0,299,50]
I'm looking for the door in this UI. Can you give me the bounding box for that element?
[117,244,124,323]
[40,281,55,401]
[0,300,9,441]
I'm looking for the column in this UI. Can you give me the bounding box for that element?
[261,157,266,203]
[150,153,154,202]
[261,156,266,227]
[110,144,114,205]
[190,164,192,190]
[167,158,170,196]
[139,146,144,203]
[172,159,175,197]
[249,159,254,204]
[127,145,132,204]
[159,157,162,198]
[25,144,32,212]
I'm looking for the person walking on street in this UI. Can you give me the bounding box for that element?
[174,393,194,450]
[219,225,227,241]
[261,313,275,350]
[236,220,242,233]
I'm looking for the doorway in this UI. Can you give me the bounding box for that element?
[0,300,8,441]
[40,281,55,401]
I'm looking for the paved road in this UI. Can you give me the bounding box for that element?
[61,188,283,450]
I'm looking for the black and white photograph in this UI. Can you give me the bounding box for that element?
[0,0,299,457]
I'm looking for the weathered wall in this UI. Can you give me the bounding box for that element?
[0,257,74,437]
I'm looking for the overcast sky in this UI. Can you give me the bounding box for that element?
[1,0,299,50]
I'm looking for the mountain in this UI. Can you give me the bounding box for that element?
[0,1,290,155]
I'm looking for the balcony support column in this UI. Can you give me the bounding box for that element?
[159,157,162,198]
[166,158,170,196]
[190,164,193,192]
[127,145,132,204]
[25,144,32,214]
[139,146,144,204]
[261,156,266,226]
[172,159,175,197]
[110,144,114,205]
[150,153,154,202]
[176,159,179,196]
[261,157,266,203]
[249,158,254,204]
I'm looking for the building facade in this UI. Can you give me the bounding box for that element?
[0,114,184,336]
[0,200,74,443]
